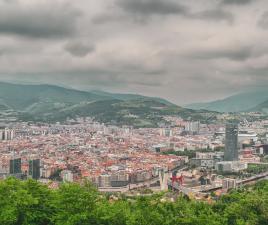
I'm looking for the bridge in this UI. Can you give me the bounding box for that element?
[167,180,203,196]
[98,176,160,193]
[237,171,268,185]
[98,166,188,193]
[99,169,268,194]
[168,171,268,195]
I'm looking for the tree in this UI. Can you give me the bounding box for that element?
[0,178,55,225]
[0,178,267,225]
[52,181,99,225]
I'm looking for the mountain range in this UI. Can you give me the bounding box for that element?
[186,89,268,113]
[250,100,268,114]
[0,82,217,127]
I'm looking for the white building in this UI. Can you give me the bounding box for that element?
[61,170,74,182]
[216,161,247,173]
[98,174,111,187]
[222,178,237,190]
[185,121,200,134]
[238,130,258,143]
[159,128,173,137]
[0,128,15,141]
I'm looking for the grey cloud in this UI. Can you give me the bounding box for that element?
[114,0,233,23]
[116,0,188,16]
[64,42,95,57]
[3,68,164,89]
[0,0,268,104]
[2,0,17,3]
[70,71,163,87]
[0,3,81,39]
[221,0,253,5]
[92,13,128,25]
[186,45,253,61]
[258,11,268,29]
[92,14,121,24]
[232,65,268,77]
[191,9,234,23]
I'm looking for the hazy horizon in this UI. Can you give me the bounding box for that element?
[0,79,243,105]
[0,0,268,104]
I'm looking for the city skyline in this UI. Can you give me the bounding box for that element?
[0,0,268,104]
[0,1,268,222]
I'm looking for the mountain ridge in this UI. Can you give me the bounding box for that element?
[250,100,268,113]
[186,89,268,113]
[0,82,218,127]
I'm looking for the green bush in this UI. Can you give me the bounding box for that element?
[0,178,267,225]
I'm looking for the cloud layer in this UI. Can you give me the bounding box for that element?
[0,0,267,104]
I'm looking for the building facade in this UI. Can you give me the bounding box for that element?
[28,159,41,180]
[9,158,22,174]
[224,123,238,161]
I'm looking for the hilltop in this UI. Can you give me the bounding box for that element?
[0,82,218,127]
[187,89,268,113]
[250,100,268,114]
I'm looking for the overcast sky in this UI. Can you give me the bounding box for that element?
[0,0,267,105]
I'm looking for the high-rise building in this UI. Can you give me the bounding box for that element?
[9,158,22,174]
[185,121,200,135]
[224,123,238,161]
[28,159,40,180]
[0,128,14,141]
[159,128,173,137]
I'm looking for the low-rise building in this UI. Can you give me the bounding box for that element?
[61,170,74,182]
[216,161,247,173]
[222,178,237,190]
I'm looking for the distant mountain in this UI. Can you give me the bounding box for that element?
[0,82,218,127]
[0,82,109,111]
[91,90,174,105]
[250,100,268,114]
[186,90,268,113]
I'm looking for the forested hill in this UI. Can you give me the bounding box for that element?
[187,89,268,113]
[0,178,267,225]
[0,82,218,127]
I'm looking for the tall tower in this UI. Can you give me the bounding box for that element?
[9,158,22,174]
[224,123,238,161]
[28,159,41,180]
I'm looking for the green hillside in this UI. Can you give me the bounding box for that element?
[20,98,217,127]
[250,100,268,114]
[0,82,110,111]
[0,82,218,126]
[187,89,268,112]
[91,90,175,106]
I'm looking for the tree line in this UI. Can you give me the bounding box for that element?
[0,178,267,225]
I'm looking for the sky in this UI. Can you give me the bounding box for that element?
[0,0,268,105]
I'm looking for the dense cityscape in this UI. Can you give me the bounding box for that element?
[1,115,268,199]
[1,0,268,224]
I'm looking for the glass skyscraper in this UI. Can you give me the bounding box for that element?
[224,123,238,161]
[28,159,41,180]
[9,158,22,174]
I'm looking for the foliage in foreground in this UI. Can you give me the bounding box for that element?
[0,178,267,225]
